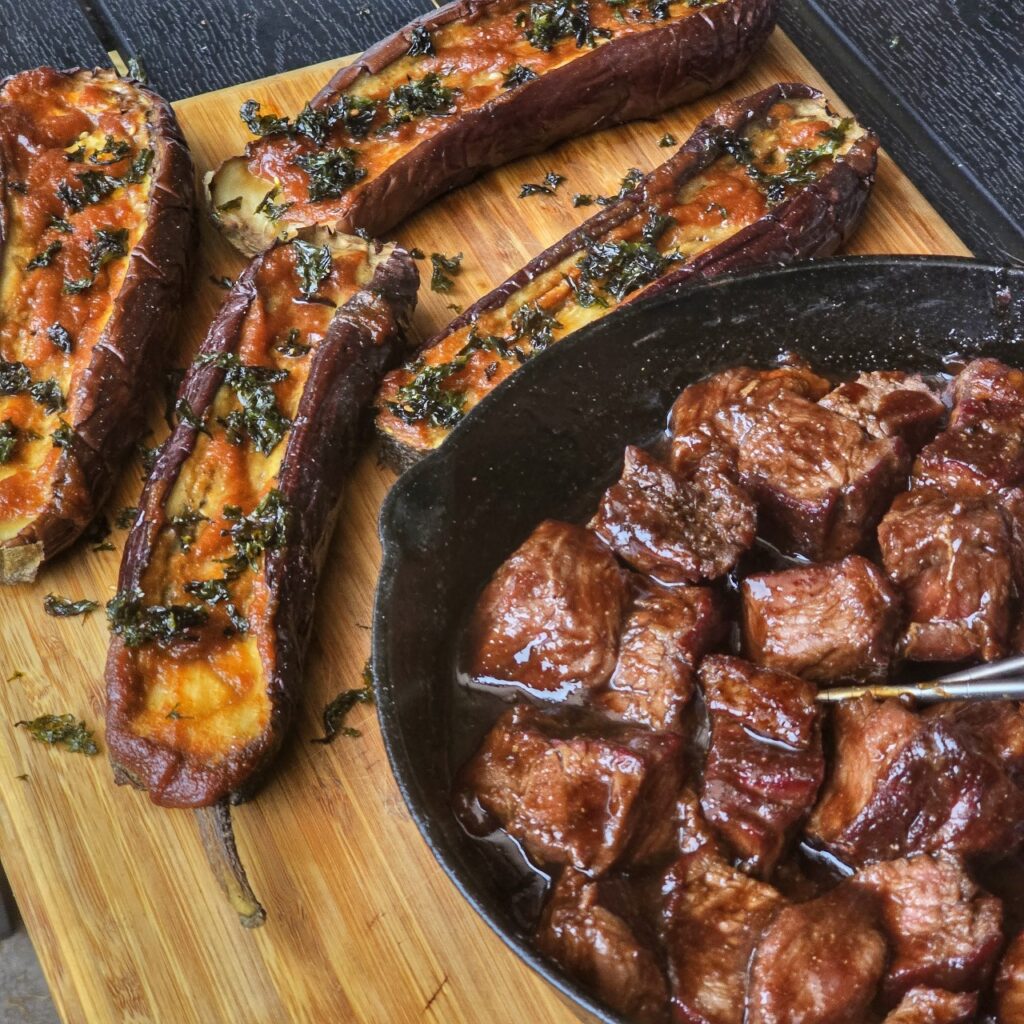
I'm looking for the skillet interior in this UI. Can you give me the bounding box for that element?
[373,255,1024,1023]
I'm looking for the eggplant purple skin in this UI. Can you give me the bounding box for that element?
[377,82,880,472]
[0,68,196,581]
[216,0,779,245]
[105,244,419,808]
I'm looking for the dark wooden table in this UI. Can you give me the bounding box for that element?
[0,0,1020,257]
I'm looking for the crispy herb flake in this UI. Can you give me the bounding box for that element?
[175,397,210,435]
[572,193,595,207]
[64,276,94,294]
[577,237,682,300]
[51,421,74,449]
[89,134,132,166]
[198,352,291,455]
[219,489,290,575]
[659,132,677,147]
[408,25,435,56]
[276,328,311,357]
[47,323,73,353]
[313,676,374,742]
[123,148,154,184]
[255,187,292,222]
[57,170,120,212]
[0,420,19,463]
[138,440,164,474]
[511,301,562,351]
[183,578,249,635]
[87,227,129,274]
[387,359,468,428]
[106,587,209,648]
[291,238,334,298]
[169,507,207,551]
[519,171,566,198]
[429,251,463,292]
[517,0,609,50]
[0,360,31,395]
[43,594,98,617]
[115,506,139,529]
[503,64,539,89]
[26,241,62,270]
[240,99,291,137]
[294,146,366,202]
[48,215,73,234]
[380,73,457,133]
[15,714,97,755]
[29,379,65,413]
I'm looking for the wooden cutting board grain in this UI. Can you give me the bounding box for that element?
[0,29,969,1024]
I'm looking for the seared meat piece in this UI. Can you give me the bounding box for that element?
[925,700,1024,776]
[948,358,1024,429]
[456,704,683,875]
[537,869,669,1024]
[878,487,1013,662]
[591,447,756,584]
[595,584,722,733]
[737,394,909,560]
[669,362,831,469]
[996,932,1024,1024]
[807,697,1024,865]
[852,854,1004,1003]
[746,888,887,1024]
[820,371,946,452]
[699,656,824,876]
[467,520,629,695]
[661,840,784,1024]
[915,419,1024,497]
[741,555,901,683]
[881,989,979,1024]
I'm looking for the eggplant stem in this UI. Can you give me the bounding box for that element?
[195,800,266,928]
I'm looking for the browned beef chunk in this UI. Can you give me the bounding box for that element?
[456,704,683,875]
[853,854,1004,1004]
[925,700,1024,777]
[746,889,887,1024]
[878,487,1013,662]
[467,520,629,695]
[669,362,831,469]
[737,394,909,560]
[819,371,946,452]
[741,555,902,683]
[536,868,669,1024]
[915,420,1024,496]
[997,932,1024,1024]
[699,656,824,876]
[591,447,756,584]
[661,838,784,1024]
[807,697,1024,866]
[948,358,1024,430]
[595,584,722,732]
[882,989,979,1024]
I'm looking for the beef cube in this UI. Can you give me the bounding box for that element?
[879,487,1012,662]
[456,704,683,875]
[536,869,669,1024]
[948,358,1024,429]
[661,842,784,1024]
[737,394,909,560]
[852,854,1004,1003]
[915,420,1024,496]
[882,989,978,1024]
[467,520,629,695]
[819,371,945,452]
[997,932,1024,1024]
[591,447,756,584]
[669,362,831,469]
[807,697,1024,866]
[925,700,1024,776]
[699,656,824,876]
[742,555,902,683]
[595,584,722,732]
[746,889,887,1024]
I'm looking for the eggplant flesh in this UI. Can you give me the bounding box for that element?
[0,67,195,582]
[206,0,779,256]
[105,233,418,807]
[375,83,879,468]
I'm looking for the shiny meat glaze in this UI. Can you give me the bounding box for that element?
[453,356,1024,1023]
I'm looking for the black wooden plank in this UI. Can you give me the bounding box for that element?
[812,0,1024,229]
[92,0,429,100]
[0,0,109,75]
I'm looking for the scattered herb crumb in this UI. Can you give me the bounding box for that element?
[659,132,677,147]
[408,247,425,260]
[43,594,99,617]
[15,714,98,755]
[6,671,24,682]
[572,193,594,207]
[446,303,463,314]
[429,251,463,292]
[313,663,374,743]
[519,171,566,198]
[115,506,140,529]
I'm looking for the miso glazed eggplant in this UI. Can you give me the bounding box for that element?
[105,233,417,923]
[376,83,879,466]
[206,0,779,255]
[0,68,194,581]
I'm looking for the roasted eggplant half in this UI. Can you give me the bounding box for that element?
[105,234,418,809]
[0,67,195,582]
[206,0,779,256]
[376,83,879,466]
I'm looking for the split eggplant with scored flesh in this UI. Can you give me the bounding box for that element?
[105,233,418,922]
[0,67,195,582]
[206,0,779,255]
[375,82,879,467]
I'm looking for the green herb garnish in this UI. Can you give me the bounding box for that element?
[291,238,334,298]
[57,170,120,212]
[47,323,73,353]
[517,1,609,51]
[429,251,463,292]
[313,670,374,742]
[255,186,292,222]
[294,147,366,202]
[26,241,62,270]
[64,277,94,294]
[87,227,129,274]
[240,99,291,136]
[0,420,19,463]
[15,714,97,755]
[43,594,98,617]
[219,489,290,575]
[502,64,539,89]
[380,73,457,133]
[577,237,682,300]
[89,135,132,166]
[659,132,677,147]
[408,25,435,56]
[29,379,65,414]
[106,587,209,648]
[115,506,140,529]
[519,171,566,197]
[276,328,311,357]
[169,507,207,551]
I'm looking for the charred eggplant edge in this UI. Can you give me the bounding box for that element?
[206,0,779,254]
[104,242,419,807]
[0,67,196,583]
[376,82,880,471]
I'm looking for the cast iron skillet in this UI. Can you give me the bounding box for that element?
[372,256,1024,1024]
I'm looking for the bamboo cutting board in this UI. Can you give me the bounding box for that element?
[0,28,969,1024]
